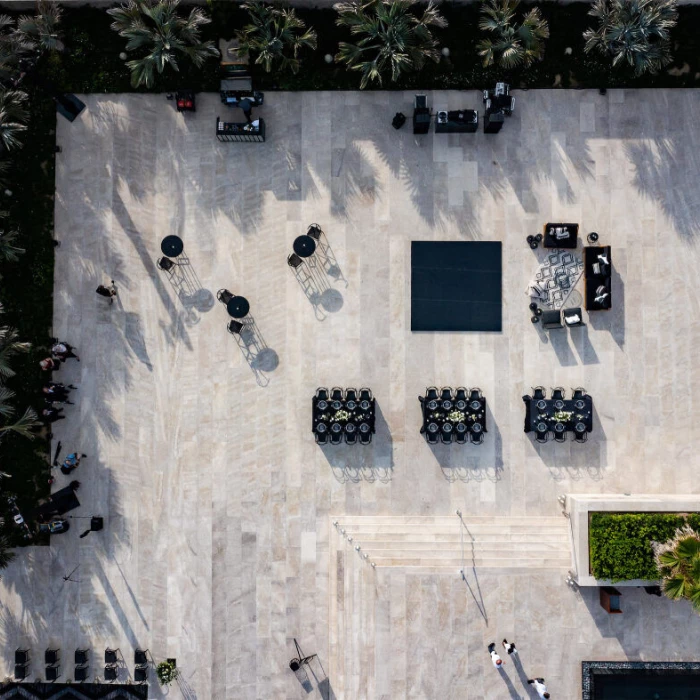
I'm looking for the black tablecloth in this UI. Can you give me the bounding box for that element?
[294,235,316,258]
[161,235,184,257]
[525,396,593,433]
[312,396,376,434]
[421,397,487,434]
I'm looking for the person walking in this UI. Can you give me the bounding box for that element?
[51,341,80,362]
[39,358,61,372]
[41,406,65,423]
[502,639,517,656]
[487,643,504,669]
[60,452,85,475]
[527,678,550,698]
[42,383,74,404]
[96,280,117,304]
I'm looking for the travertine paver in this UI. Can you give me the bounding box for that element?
[1,90,700,699]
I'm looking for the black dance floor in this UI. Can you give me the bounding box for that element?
[411,241,502,332]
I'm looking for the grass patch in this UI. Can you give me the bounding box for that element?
[589,512,700,582]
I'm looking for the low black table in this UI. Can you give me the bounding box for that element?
[293,235,316,258]
[227,296,250,318]
[524,395,593,434]
[161,235,184,258]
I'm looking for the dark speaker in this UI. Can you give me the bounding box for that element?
[90,517,104,532]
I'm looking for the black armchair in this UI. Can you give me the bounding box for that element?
[575,430,588,443]
[441,431,452,444]
[104,665,118,682]
[426,431,438,445]
[135,666,149,683]
[455,430,467,444]
[46,665,60,682]
[217,289,234,305]
[104,649,119,665]
[572,387,586,400]
[287,253,303,269]
[535,430,549,444]
[554,431,567,443]
[134,649,148,667]
[14,664,28,680]
[541,309,563,329]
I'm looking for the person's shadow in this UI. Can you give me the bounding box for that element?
[498,667,526,699]
[512,654,539,698]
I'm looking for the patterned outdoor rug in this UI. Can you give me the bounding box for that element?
[526,249,584,309]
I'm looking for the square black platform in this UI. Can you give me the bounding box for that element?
[411,241,502,332]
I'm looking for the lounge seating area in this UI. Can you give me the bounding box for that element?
[584,245,612,310]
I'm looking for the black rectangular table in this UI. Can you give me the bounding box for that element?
[312,396,375,435]
[411,241,502,332]
[543,223,579,249]
[524,396,593,434]
[421,396,487,440]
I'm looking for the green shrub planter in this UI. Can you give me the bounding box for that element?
[156,659,178,686]
[589,512,700,582]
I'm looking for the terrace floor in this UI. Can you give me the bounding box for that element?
[1,89,700,699]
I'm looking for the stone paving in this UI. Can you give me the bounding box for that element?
[1,89,700,698]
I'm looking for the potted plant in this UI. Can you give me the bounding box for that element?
[156,659,179,686]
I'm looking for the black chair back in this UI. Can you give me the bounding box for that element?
[75,665,89,682]
[535,431,548,444]
[157,256,175,272]
[307,224,323,240]
[554,431,567,443]
[75,649,89,665]
[455,387,467,402]
[331,387,343,402]
[315,431,328,445]
[572,387,586,400]
[134,649,148,666]
[45,649,59,665]
[440,387,452,401]
[316,387,329,401]
[227,320,244,335]
[575,431,588,443]
[345,388,358,402]
[441,431,452,444]
[551,387,565,401]
[455,431,467,444]
[14,664,28,680]
[532,386,546,400]
[15,650,29,665]
[359,387,373,401]
[104,649,118,665]
[469,432,484,445]
[287,253,303,269]
[425,387,438,401]
[469,388,482,401]
[345,431,357,444]
[359,431,372,445]
[217,289,234,304]
[330,431,342,445]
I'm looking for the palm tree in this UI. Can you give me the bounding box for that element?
[654,527,700,611]
[15,0,63,54]
[0,316,31,380]
[107,0,219,88]
[0,533,15,570]
[477,0,549,69]
[334,0,447,89]
[0,213,24,263]
[235,2,317,75]
[584,0,678,76]
[0,90,28,152]
[0,16,30,85]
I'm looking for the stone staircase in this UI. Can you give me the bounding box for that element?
[333,515,572,571]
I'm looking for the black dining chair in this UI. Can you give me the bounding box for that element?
[45,649,60,665]
[455,430,467,444]
[535,431,549,444]
[359,430,372,445]
[345,388,358,402]
[330,430,343,445]
[135,666,149,683]
[157,256,176,273]
[551,387,565,401]
[75,665,89,682]
[46,664,61,682]
[469,432,484,445]
[331,387,344,402]
[14,664,28,680]
[104,649,119,665]
[425,387,438,401]
[15,649,29,665]
[532,386,546,400]
[345,431,357,445]
[217,289,234,305]
[104,665,118,682]
[359,387,373,402]
[307,223,323,241]
[455,387,467,403]
[75,649,89,665]
[426,431,438,445]
[440,387,452,401]
[575,430,588,443]
[469,388,483,401]
[554,430,567,443]
[287,252,303,269]
[572,387,587,400]
[315,431,328,445]
[316,387,329,401]
[441,430,452,444]
[227,320,244,335]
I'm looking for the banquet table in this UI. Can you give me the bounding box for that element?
[312,395,376,435]
[524,396,593,434]
[421,396,487,436]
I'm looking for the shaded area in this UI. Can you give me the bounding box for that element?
[0,682,148,698]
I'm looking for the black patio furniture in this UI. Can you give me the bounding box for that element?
[161,235,183,258]
[440,387,452,401]
[455,429,467,444]
[541,309,563,330]
[420,386,487,444]
[359,387,373,401]
[469,388,482,401]
[46,665,60,682]
[45,650,59,665]
[75,665,89,682]
[572,387,586,401]
[470,432,484,445]
[307,224,323,241]
[524,392,593,441]
[425,387,438,401]
[217,289,234,305]
[426,431,438,445]
[104,665,118,682]
[536,431,549,444]
[315,431,328,445]
[104,649,119,665]
[359,430,372,445]
[313,387,376,445]
[15,650,29,665]
[563,307,584,327]
[227,320,244,335]
[157,256,176,273]
[293,235,316,258]
[14,664,28,680]
[532,386,545,400]
[135,666,149,683]
[575,430,588,443]
[226,295,250,319]
[441,431,452,444]
[75,649,89,665]
[134,649,148,667]
[455,387,467,409]
[554,430,567,443]
[543,223,578,249]
[287,253,303,269]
